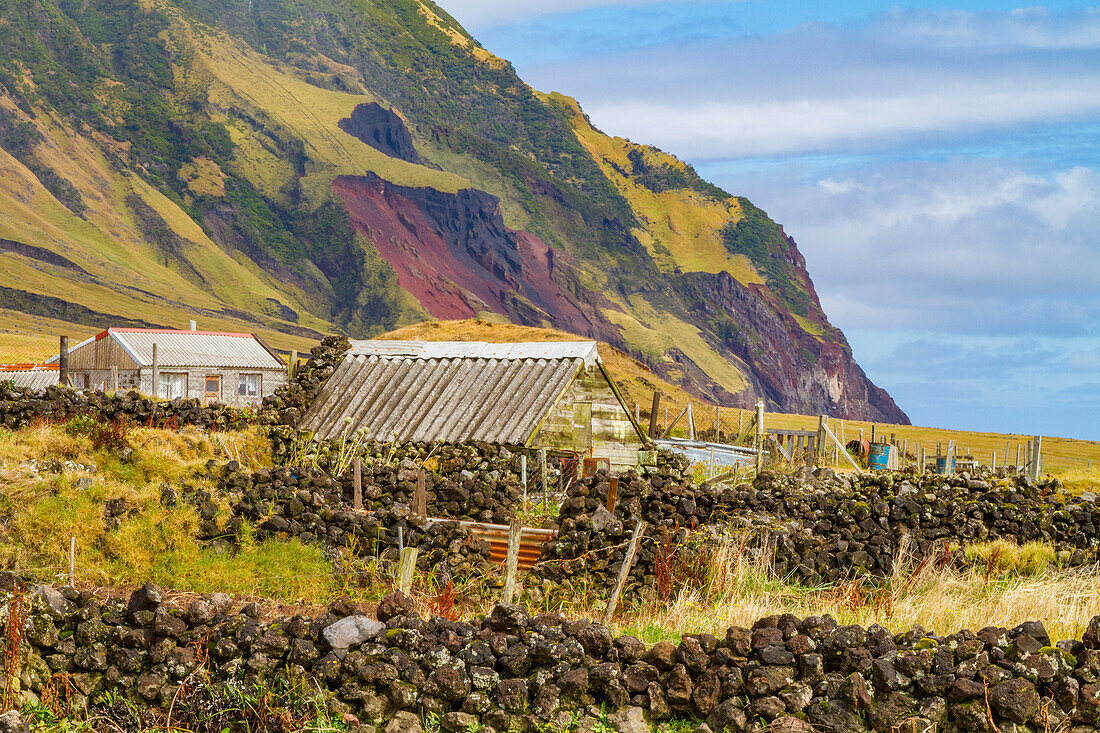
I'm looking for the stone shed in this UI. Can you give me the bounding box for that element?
[47,328,286,406]
[300,340,647,467]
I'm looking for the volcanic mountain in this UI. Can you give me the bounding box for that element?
[0,0,907,422]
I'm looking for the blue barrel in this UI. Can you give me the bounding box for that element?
[936,456,956,474]
[868,443,892,470]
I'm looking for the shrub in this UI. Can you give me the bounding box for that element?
[66,416,132,453]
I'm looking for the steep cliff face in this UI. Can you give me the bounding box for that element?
[332,173,596,336]
[0,0,908,422]
[676,271,907,422]
[339,103,423,165]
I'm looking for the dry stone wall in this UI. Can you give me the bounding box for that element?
[7,584,1100,733]
[0,383,259,431]
[538,463,1100,592]
[213,465,497,581]
[266,433,540,520]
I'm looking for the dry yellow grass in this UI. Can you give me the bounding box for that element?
[621,565,1100,645]
[544,541,1100,644]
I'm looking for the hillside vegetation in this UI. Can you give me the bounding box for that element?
[0,0,905,422]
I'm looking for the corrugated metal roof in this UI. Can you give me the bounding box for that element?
[48,329,284,369]
[349,340,600,365]
[301,348,587,444]
[0,366,59,390]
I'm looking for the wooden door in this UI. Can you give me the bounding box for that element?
[204,375,221,403]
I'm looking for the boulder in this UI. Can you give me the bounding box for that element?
[126,582,163,615]
[377,592,414,622]
[323,615,385,650]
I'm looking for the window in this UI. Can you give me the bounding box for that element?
[158,372,187,400]
[238,373,261,398]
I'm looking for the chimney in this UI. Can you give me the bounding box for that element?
[189,320,197,331]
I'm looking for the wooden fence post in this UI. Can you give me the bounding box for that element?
[502,515,522,603]
[521,454,528,512]
[1015,444,1021,472]
[634,403,640,425]
[412,469,427,517]
[59,335,69,387]
[353,458,363,510]
[151,343,159,397]
[539,449,547,492]
[397,547,417,593]
[602,520,646,624]
[649,392,661,438]
[687,403,695,441]
[1030,436,1043,480]
[754,400,765,472]
[606,477,618,512]
[289,350,298,379]
[714,405,720,441]
[69,537,75,589]
[817,416,828,464]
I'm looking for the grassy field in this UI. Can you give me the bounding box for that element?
[0,423,337,601]
[0,419,1097,649]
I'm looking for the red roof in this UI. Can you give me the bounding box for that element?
[96,328,255,340]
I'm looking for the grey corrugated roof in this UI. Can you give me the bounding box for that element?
[349,340,599,364]
[1,368,59,390]
[49,329,284,369]
[301,347,588,443]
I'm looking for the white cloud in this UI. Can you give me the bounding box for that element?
[518,7,1100,158]
[730,158,1100,338]
[879,6,1100,50]
[585,80,1100,158]
[1065,348,1100,372]
[435,0,711,30]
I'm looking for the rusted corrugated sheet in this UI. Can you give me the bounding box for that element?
[301,347,588,444]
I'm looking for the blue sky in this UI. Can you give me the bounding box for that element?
[438,0,1100,441]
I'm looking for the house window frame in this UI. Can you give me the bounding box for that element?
[238,373,262,399]
[158,372,188,400]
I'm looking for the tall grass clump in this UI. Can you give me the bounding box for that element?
[607,537,1100,644]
